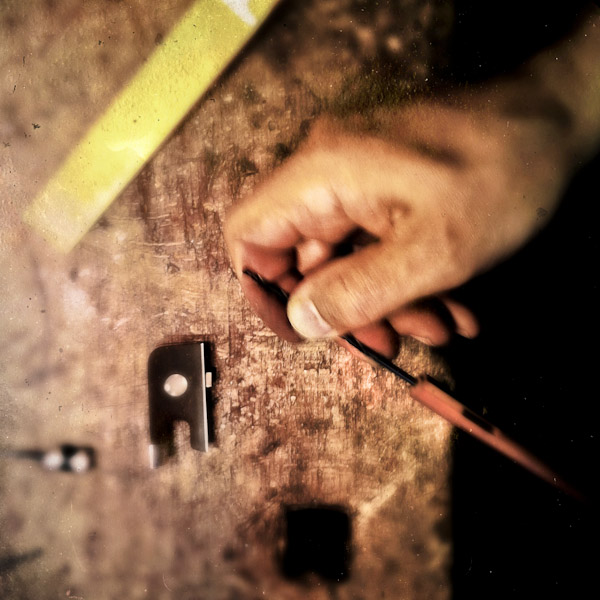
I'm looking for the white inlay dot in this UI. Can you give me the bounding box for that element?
[163,373,188,397]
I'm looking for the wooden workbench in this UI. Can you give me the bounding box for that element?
[1,1,455,598]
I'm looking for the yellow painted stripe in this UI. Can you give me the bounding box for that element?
[23,0,278,252]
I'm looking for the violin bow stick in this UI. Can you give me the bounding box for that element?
[242,269,586,503]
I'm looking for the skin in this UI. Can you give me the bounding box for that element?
[225,7,600,359]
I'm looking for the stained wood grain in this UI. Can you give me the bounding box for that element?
[1,1,455,598]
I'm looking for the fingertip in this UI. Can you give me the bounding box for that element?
[237,243,296,282]
[389,306,452,347]
[287,295,337,339]
[241,276,302,343]
[442,297,480,339]
[411,329,452,347]
[296,239,334,274]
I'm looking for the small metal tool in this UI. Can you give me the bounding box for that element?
[0,444,96,473]
[148,341,214,468]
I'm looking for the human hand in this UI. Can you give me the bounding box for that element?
[225,99,559,354]
[225,10,600,357]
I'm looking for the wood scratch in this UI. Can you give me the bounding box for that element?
[69,502,87,572]
[357,481,400,526]
[151,311,169,319]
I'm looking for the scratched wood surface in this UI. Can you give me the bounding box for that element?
[0,1,455,598]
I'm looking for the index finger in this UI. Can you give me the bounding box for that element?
[224,152,358,277]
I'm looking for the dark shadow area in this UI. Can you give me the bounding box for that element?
[0,548,43,575]
[449,0,590,81]
[436,4,600,596]
[441,139,599,600]
[280,505,352,582]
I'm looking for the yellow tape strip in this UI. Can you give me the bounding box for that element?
[23,0,278,252]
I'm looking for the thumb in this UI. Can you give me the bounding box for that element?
[286,233,460,339]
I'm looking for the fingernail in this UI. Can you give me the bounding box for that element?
[456,327,478,340]
[287,297,336,339]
